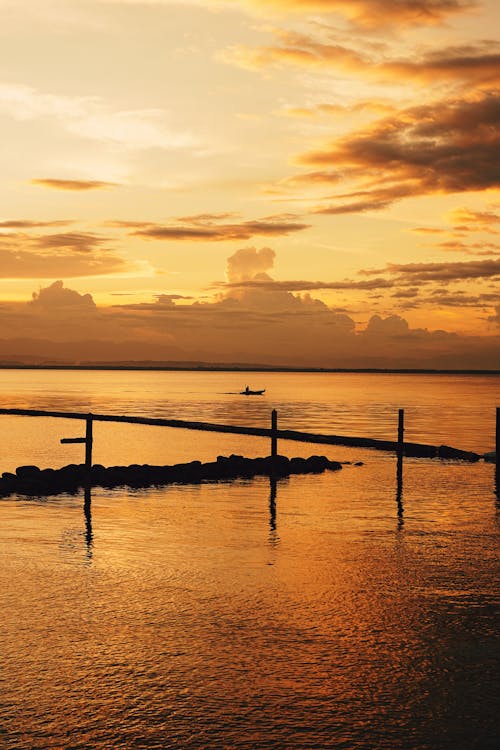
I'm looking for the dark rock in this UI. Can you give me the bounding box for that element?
[404,443,437,458]
[306,455,330,472]
[437,445,480,462]
[15,465,41,478]
[354,461,364,466]
[2,472,17,481]
[289,457,308,473]
[483,451,496,463]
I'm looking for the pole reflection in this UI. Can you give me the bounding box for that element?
[268,476,280,546]
[396,453,404,529]
[83,484,93,559]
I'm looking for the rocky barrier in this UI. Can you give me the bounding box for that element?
[0,454,344,498]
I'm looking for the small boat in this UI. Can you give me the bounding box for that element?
[240,386,266,395]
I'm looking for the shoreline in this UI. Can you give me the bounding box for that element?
[0,365,499,375]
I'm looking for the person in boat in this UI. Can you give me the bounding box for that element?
[245,385,250,394]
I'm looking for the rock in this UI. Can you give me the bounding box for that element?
[437,445,481,462]
[15,465,41,478]
[483,451,496,463]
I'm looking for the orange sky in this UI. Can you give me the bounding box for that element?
[0,0,499,367]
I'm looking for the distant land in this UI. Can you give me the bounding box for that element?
[0,361,498,375]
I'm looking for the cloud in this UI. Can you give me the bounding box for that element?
[30,280,96,310]
[0,230,127,278]
[239,0,477,27]
[0,219,72,228]
[79,0,476,27]
[447,207,500,233]
[488,304,500,324]
[0,82,197,150]
[132,215,310,242]
[1,259,499,368]
[433,240,500,255]
[228,31,500,88]
[226,246,276,283]
[361,258,500,283]
[31,178,119,191]
[32,232,111,254]
[220,277,395,291]
[296,93,500,213]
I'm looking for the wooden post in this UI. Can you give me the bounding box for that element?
[271,409,278,457]
[396,408,404,498]
[85,413,93,471]
[398,408,405,451]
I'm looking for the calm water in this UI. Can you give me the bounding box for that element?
[0,371,499,749]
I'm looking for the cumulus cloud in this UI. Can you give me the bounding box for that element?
[226,246,276,283]
[295,93,500,213]
[30,280,96,309]
[1,262,498,368]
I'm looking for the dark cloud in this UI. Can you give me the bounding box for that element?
[219,277,395,291]
[361,258,500,282]
[0,228,126,278]
[297,93,500,212]
[32,232,111,254]
[132,215,310,242]
[1,270,499,368]
[31,178,119,191]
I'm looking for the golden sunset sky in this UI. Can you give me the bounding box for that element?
[0,0,499,367]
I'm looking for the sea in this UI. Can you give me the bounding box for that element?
[0,369,498,749]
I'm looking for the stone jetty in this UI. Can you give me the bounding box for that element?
[0,454,343,498]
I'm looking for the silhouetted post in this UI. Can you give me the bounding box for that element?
[85,413,93,471]
[397,408,404,494]
[271,409,278,457]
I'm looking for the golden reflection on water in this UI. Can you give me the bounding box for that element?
[0,370,499,748]
[1,459,498,749]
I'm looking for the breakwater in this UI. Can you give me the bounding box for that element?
[0,454,343,498]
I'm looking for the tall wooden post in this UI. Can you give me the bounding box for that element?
[271,409,278,457]
[398,408,405,451]
[396,408,404,498]
[85,413,93,471]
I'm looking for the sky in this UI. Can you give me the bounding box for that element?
[0,0,499,368]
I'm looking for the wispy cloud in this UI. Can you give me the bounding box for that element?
[0,82,198,150]
[31,178,119,191]
[131,214,310,242]
[361,258,500,282]
[225,31,500,89]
